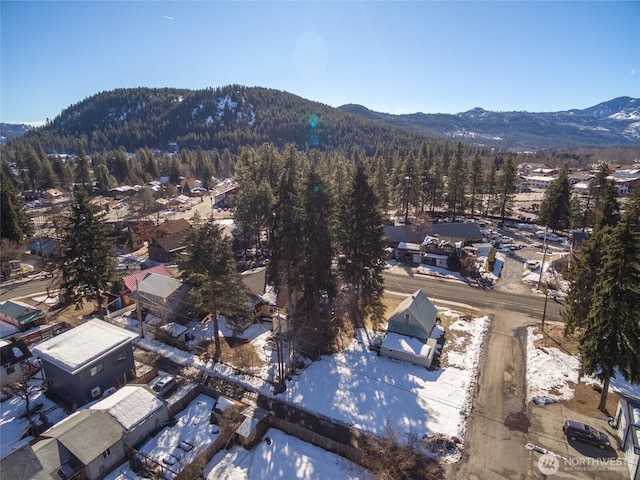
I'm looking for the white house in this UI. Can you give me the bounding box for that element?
[380,290,440,368]
[89,385,170,447]
[611,393,640,480]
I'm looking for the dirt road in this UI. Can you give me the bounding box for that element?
[450,309,535,480]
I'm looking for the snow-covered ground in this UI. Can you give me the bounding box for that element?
[280,314,490,460]
[526,327,640,405]
[0,370,68,455]
[203,428,367,480]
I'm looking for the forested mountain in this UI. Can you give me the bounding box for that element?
[339,97,640,149]
[0,123,32,144]
[8,86,432,156]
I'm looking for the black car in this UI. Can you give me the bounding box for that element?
[562,420,611,449]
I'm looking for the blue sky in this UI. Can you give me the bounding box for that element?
[1,1,638,124]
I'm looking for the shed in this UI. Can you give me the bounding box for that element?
[236,406,271,448]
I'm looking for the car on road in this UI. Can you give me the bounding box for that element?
[562,420,611,449]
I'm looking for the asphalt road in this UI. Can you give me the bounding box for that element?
[383,270,565,322]
[0,274,59,301]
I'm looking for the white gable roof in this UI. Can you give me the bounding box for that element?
[32,319,138,374]
[90,385,165,431]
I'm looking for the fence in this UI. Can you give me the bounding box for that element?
[20,321,70,346]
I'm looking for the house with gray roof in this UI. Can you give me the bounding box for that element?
[34,409,125,480]
[380,290,440,368]
[135,273,189,322]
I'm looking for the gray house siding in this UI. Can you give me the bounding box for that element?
[85,441,126,480]
[41,344,135,407]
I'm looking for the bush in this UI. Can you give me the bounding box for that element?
[486,247,497,272]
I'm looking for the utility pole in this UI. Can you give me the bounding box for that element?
[537,225,549,291]
[136,279,144,339]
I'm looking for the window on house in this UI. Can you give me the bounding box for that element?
[102,447,112,459]
[404,313,410,321]
[5,365,15,375]
[90,363,104,377]
[444,246,452,253]
[112,351,127,365]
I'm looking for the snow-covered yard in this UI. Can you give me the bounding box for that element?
[526,326,640,405]
[0,371,68,454]
[280,313,490,460]
[203,428,367,480]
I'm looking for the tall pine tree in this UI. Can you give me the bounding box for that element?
[338,163,386,327]
[576,222,640,411]
[178,219,248,361]
[59,187,115,317]
[446,143,467,222]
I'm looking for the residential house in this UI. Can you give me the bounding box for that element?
[241,267,276,322]
[109,185,140,200]
[0,442,50,480]
[422,236,458,268]
[89,385,170,447]
[611,393,640,480]
[167,194,191,210]
[429,222,484,245]
[383,225,420,249]
[0,300,44,331]
[135,273,189,322]
[32,319,138,408]
[157,218,191,238]
[609,168,640,196]
[148,230,190,263]
[122,264,175,298]
[380,290,440,368]
[42,188,64,203]
[0,338,31,386]
[28,237,60,257]
[213,183,238,208]
[34,409,125,480]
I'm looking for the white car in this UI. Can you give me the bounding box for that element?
[536,231,562,242]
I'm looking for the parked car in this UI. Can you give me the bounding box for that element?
[152,375,176,398]
[562,420,611,449]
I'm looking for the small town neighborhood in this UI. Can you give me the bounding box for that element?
[0,155,639,480]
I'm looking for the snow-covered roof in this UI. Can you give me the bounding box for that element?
[159,322,189,338]
[90,385,165,431]
[382,332,431,357]
[32,319,138,374]
[0,320,20,339]
[522,175,556,182]
[397,242,421,251]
